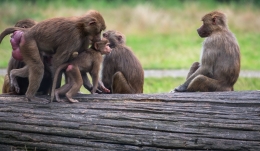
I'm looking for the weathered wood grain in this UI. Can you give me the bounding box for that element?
[0,91,259,151]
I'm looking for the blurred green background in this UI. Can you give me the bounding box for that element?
[0,0,260,93]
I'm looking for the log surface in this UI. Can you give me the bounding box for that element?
[0,91,259,151]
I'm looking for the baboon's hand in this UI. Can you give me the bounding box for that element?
[100,85,110,93]
[97,83,110,94]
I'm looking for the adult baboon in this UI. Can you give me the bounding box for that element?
[2,19,51,95]
[173,11,240,92]
[101,30,144,94]
[0,10,106,103]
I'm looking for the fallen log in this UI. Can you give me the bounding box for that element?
[0,91,259,151]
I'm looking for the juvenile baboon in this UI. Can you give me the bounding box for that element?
[15,19,37,28]
[173,11,240,92]
[101,30,144,94]
[0,10,106,103]
[2,19,52,95]
[51,39,111,103]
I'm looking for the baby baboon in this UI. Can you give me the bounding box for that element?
[173,11,240,92]
[51,39,111,103]
[101,30,144,94]
[2,19,52,95]
[0,10,106,103]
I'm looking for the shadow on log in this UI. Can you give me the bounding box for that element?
[0,91,260,151]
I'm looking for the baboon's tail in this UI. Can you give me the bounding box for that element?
[0,27,27,43]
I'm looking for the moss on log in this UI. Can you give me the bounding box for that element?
[0,91,259,151]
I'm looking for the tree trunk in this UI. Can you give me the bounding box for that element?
[0,91,259,151]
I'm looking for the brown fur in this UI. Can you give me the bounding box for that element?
[2,57,27,94]
[101,30,144,94]
[15,19,37,28]
[0,10,106,103]
[2,19,52,95]
[174,11,240,92]
[51,39,111,103]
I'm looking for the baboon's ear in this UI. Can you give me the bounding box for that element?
[117,35,123,43]
[89,18,97,26]
[94,42,99,50]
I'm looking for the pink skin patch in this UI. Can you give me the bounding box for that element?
[10,31,23,61]
[102,45,112,55]
[66,64,73,72]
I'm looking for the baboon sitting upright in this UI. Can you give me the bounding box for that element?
[101,30,144,94]
[173,11,240,92]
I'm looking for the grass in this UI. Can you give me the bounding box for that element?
[0,0,260,93]
[144,77,260,93]
[128,32,260,70]
[0,1,260,70]
[127,34,201,69]
[0,76,259,94]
